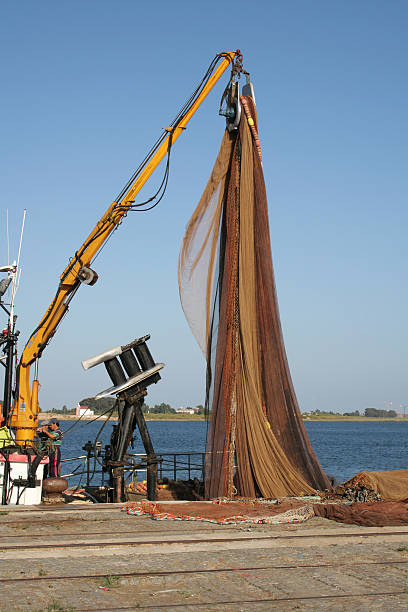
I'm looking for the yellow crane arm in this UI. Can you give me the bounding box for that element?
[12,52,237,444]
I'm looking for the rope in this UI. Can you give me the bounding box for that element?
[240,96,262,162]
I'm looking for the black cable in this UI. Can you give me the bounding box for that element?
[19,53,237,367]
[116,54,233,214]
[69,467,85,492]
[89,404,116,480]
[62,459,87,477]
[114,52,232,205]
[120,131,173,213]
[49,405,116,488]
[114,131,169,204]
[82,490,99,503]
[62,405,117,437]
[58,408,92,435]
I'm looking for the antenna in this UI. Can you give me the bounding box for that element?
[6,209,10,266]
[10,209,26,323]
[16,268,22,294]
[16,209,26,273]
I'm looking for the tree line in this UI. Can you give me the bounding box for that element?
[41,403,401,419]
[364,408,398,418]
[305,408,399,418]
[42,399,205,415]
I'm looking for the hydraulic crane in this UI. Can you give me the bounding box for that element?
[8,51,246,459]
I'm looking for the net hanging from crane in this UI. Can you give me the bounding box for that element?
[179,95,330,499]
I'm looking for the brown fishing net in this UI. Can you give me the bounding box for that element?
[313,500,408,527]
[179,96,329,499]
[325,470,408,502]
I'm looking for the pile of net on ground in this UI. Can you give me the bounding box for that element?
[123,470,408,527]
[312,469,408,526]
[178,93,329,500]
[323,470,408,502]
[123,496,408,527]
[313,499,408,527]
[123,498,315,525]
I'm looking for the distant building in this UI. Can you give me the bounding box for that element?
[176,407,195,415]
[76,403,94,418]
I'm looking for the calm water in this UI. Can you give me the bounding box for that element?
[58,419,408,485]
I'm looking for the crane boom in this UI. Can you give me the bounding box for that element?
[12,51,238,444]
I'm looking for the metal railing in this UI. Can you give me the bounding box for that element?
[61,451,206,487]
[156,452,205,482]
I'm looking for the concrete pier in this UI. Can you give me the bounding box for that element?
[0,502,407,610]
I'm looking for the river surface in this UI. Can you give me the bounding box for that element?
[57,419,408,486]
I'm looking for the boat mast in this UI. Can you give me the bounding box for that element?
[0,210,25,423]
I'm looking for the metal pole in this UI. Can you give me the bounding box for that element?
[115,402,135,462]
[1,453,10,505]
[2,333,14,422]
[110,398,158,502]
[133,402,157,501]
[202,453,205,481]
[113,467,122,503]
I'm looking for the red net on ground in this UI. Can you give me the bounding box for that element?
[123,499,315,525]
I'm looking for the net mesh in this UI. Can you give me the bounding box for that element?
[179,96,330,499]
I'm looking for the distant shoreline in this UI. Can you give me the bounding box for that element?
[38,413,205,422]
[302,416,408,422]
[38,413,408,423]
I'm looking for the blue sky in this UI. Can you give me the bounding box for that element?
[1,1,407,413]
